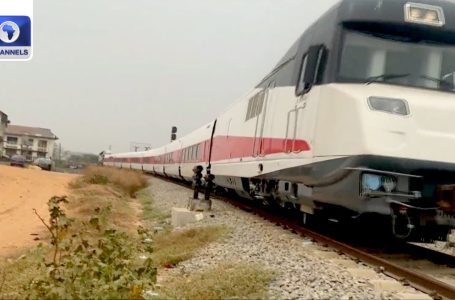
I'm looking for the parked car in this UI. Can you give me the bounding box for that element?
[10,154,26,168]
[34,157,53,171]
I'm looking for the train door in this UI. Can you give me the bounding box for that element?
[253,81,275,157]
[285,45,325,154]
[285,96,310,153]
[284,89,321,155]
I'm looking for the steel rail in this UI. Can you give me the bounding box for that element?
[224,198,455,300]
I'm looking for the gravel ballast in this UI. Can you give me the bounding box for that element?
[147,176,431,300]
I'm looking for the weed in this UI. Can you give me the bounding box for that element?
[86,174,109,185]
[161,261,274,300]
[136,190,169,225]
[66,184,136,232]
[152,226,229,267]
[80,166,148,197]
[24,198,157,299]
[0,247,48,299]
[33,196,73,265]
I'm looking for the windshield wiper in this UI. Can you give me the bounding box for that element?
[365,73,411,85]
[419,75,455,90]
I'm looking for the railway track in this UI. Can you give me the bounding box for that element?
[154,175,455,299]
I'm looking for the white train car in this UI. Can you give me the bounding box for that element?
[177,121,216,181]
[105,0,455,240]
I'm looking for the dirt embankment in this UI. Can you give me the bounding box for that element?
[0,165,77,258]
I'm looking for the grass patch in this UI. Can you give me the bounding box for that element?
[152,226,229,267]
[0,247,47,299]
[73,166,148,197]
[136,190,169,225]
[66,183,137,232]
[161,261,274,300]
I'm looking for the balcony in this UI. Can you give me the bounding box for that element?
[37,147,47,153]
[4,143,19,149]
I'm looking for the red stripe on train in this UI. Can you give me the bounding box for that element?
[108,135,310,164]
[211,136,310,161]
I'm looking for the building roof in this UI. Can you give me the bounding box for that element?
[0,111,8,126]
[5,125,58,140]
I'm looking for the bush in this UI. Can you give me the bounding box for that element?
[86,174,109,185]
[80,166,148,197]
[25,197,157,299]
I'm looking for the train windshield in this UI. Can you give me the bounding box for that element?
[339,30,455,92]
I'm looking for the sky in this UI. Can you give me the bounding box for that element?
[0,0,338,154]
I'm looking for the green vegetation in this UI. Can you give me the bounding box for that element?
[152,226,230,268]
[27,197,156,299]
[73,166,148,197]
[136,190,169,226]
[0,196,156,299]
[0,167,272,300]
[161,262,275,300]
[0,248,47,299]
[0,167,153,299]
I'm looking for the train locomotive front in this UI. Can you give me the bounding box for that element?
[104,0,455,241]
[266,0,455,240]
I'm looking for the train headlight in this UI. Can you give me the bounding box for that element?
[362,173,398,193]
[404,3,444,27]
[362,174,382,191]
[368,97,409,116]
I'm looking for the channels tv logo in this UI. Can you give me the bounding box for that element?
[0,16,31,60]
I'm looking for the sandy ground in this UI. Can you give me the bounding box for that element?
[0,165,77,258]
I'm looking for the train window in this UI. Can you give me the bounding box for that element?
[255,91,264,116]
[246,97,254,120]
[296,45,325,96]
[245,94,254,120]
[296,54,309,95]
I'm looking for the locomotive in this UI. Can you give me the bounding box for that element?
[105,0,455,240]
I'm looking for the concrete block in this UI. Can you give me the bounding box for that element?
[371,279,403,292]
[188,197,212,212]
[171,207,204,228]
[392,292,432,300]
[448,233,455,244]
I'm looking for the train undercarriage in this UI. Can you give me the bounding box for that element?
[209,156,455,242]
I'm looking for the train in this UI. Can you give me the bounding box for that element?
[104,0,455,241]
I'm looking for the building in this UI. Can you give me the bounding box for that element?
[0,111,9,157]
[4,125,58,160]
